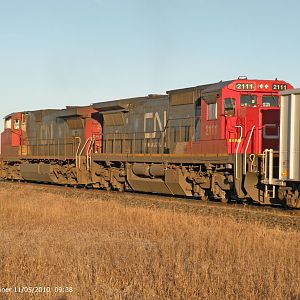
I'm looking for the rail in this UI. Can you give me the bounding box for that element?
[19,116,224,163]
[21,137,81,160]
[92,130,166,155]
[91,117,204,155]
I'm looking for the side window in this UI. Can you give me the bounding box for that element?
[208,103,217,120]
[224,98,236,116]
[184,125,190,142]
[173,126,177,143]
[14,119,20,129]
[5,118,12,129]
[195,99,201,141]
[145,117,153,133]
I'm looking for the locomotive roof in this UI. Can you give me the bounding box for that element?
[4,109,59,119]
[167,80,234,94]
[93,94,168,112]
[3,112,18,119]
[202,80,234,93]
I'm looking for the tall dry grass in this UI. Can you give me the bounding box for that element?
[0,183,299,300]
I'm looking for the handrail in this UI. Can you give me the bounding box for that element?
[75,137,82,169]
[86,137,95,171]
[92,132,228,142]
[23,137,80,158]
[244,126,255,174]
[78,137,93,170]
[234,126,243,179]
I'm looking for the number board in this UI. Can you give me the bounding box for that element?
[235,83,255,90]
[272,84,287,91]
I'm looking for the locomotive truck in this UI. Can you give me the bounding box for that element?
[1,77,299,208]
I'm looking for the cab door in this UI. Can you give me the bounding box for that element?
[261,109,280,151]
[86,113,103,153]
[223,97,237,153]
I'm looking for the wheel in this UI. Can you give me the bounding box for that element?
[201,190,210,201]
[201,194,209,201]
[220,197,229,203]
[220,192,231,204]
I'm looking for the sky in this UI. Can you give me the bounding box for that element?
[0,0,300,132]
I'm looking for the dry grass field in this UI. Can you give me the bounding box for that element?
[0,182,299,300]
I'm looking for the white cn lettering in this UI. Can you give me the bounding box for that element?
[144,112,166,139]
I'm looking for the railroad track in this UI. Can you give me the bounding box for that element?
[1,180,299,231]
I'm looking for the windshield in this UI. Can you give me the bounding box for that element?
[240,94,257,107]
[262,95,279,107]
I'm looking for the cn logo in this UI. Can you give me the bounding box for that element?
[144,111,167,139]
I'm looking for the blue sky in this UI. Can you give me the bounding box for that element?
[0,0,299,131]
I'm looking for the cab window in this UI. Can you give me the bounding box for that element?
[224,98,236,116]
[5,118,12,129]
[262,95,279,107]
[208,103,217,120]
[240,94,257,107]
[14,119,20,129]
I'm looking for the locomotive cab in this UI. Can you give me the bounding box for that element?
[173,79,293,203]
[1,112,25,156]
[221,80,290,156]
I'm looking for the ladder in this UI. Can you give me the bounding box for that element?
[262,149,276,198]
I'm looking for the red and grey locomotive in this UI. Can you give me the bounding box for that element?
[1,77,298,207]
